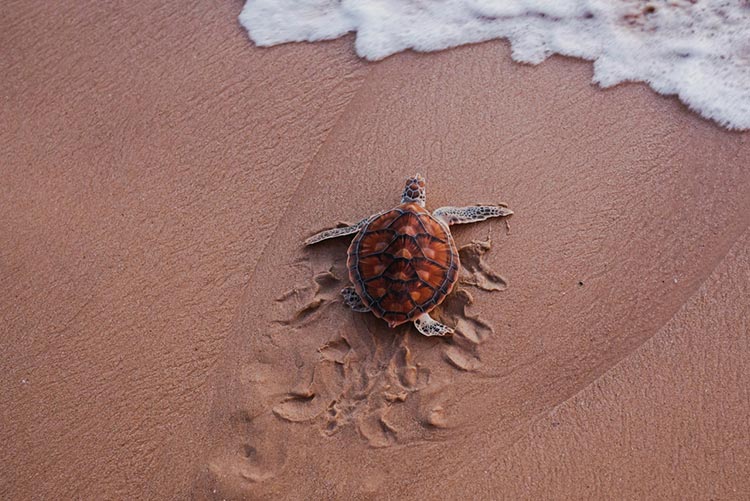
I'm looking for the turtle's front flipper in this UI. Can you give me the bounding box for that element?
[342,287,370,312]
[413,312,453,337]
[433,205,513,226]
[304,217,369,246]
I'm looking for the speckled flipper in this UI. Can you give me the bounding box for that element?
[433,205,513,226]
[304,217,370,246]
[414,312,454,337]
[342,286,370,312]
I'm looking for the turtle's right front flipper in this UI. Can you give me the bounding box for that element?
[433,205,513,226]
[304,217,369,246]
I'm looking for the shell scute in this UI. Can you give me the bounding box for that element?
[380,291,414,316]
[385,235,424,260]
[347,203,459,327]
[414,234,451,266]
[413,259,448,289]
[383,260,417,282]
[408,282,435,304]
[374,209,403,229]
[357,228,396,256]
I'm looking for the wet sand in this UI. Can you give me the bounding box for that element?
[2,1,749,500]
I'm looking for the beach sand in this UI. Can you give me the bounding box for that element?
[2,1,749,499]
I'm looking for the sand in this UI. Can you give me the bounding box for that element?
[2,1,749,500]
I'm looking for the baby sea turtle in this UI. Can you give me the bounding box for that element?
[305,174,512,337]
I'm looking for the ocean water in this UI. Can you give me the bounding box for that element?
[240,0,750,130]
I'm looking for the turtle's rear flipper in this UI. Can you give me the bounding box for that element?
[413,313,454,337]
[342,287,370,312]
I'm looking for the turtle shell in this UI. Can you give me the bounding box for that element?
[347,202,460,328]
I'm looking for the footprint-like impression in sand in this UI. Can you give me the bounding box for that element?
[269,236,509,448]
[205,236,509,495]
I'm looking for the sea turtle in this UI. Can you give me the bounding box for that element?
[305,174,512,337]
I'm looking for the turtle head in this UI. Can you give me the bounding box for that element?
[401,173,426,207]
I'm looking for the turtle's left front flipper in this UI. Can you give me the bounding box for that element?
[433,205,513,226]
[304,217,369,246]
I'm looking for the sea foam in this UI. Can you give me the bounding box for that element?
[240,1,750,130]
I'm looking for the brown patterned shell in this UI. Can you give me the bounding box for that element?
[347,202,460,328]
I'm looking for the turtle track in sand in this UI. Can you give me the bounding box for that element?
[202,236,510,496]
[268,237,509,448]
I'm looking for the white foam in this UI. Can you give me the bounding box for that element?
[240,0,750,130]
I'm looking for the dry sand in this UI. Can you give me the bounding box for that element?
[2,1,749,500]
